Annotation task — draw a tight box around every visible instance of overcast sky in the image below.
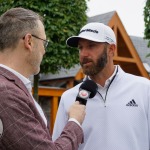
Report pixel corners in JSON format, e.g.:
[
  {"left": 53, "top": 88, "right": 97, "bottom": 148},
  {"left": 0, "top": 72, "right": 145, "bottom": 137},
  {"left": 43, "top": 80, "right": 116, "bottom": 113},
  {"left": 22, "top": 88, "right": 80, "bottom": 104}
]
[{"left": 86, "top": 0, "right": 146, "bottom": 37}]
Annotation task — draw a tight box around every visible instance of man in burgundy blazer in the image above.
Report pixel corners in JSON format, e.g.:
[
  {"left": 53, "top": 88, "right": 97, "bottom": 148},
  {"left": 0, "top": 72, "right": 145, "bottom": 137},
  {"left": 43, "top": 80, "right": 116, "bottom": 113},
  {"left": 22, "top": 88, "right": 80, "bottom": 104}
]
[{"left": 0, "top": 8, "right": 86, "bottom": 150}]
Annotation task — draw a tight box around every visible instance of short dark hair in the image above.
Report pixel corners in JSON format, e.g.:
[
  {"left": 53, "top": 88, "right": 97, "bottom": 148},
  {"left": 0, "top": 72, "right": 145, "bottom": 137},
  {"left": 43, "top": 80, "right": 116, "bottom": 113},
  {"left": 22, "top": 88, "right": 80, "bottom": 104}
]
[{"left": 0, "top": 7, "right": 43, "bottom": 51}]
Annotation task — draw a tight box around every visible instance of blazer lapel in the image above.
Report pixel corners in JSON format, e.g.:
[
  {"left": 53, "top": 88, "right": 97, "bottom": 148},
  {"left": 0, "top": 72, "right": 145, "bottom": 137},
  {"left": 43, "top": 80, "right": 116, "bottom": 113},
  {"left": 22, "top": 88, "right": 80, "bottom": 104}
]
[{"left": 0, "top": 66, "right": 31, "bottom": 98}]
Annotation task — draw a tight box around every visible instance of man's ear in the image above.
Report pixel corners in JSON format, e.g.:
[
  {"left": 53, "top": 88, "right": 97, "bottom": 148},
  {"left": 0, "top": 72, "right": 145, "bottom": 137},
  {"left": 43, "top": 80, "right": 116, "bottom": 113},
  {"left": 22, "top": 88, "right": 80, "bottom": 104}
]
[
  {"left": 23, "top": 34, "right": 32, "bottom": 50},
  {"left": 108, "top": 44, "right": 116, "bottom": 57}
]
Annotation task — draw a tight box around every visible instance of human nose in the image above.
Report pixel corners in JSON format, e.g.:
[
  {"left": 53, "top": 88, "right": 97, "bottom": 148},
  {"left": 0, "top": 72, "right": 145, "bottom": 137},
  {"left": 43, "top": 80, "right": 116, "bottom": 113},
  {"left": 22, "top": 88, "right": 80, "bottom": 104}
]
[{"left": 79, "top": 48, "right": 89, "bottom": 57}]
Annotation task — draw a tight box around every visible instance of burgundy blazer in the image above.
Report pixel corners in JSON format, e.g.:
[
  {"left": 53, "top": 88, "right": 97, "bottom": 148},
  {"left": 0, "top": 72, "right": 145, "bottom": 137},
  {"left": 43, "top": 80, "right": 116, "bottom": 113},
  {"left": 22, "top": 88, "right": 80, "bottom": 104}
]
[{"left": 0, "top": 67, "right": 83, "bottom": 150}]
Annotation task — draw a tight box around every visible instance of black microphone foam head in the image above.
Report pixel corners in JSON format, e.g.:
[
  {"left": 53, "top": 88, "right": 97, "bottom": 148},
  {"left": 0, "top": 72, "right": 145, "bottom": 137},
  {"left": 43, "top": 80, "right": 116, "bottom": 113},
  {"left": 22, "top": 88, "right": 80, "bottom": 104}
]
[{"left": 80, "top": 80, "right": 98, "bottom": 98}]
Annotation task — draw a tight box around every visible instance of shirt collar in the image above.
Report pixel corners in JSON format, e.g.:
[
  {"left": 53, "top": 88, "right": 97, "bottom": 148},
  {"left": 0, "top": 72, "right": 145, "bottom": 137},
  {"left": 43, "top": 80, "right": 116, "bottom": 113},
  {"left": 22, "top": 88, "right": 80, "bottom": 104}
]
[
  {"left": 105, "top": 65, "right": 118, "bottom": 86},
  {"left": 85, "top": 65, "right": 118, "bottom": 88}
]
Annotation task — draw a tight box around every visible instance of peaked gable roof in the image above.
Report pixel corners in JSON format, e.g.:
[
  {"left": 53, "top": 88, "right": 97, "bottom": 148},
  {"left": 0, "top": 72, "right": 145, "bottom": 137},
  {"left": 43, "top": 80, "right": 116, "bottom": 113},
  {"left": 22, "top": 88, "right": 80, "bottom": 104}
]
[
  {"left": 40, "top": 64, "right": 81, "bottom": 81},
  {"left": 88, "top": 11, "right": 115, "bottom": 25},
  {"left": 130, "top": 36, "right": 150, "bottom": 65}
]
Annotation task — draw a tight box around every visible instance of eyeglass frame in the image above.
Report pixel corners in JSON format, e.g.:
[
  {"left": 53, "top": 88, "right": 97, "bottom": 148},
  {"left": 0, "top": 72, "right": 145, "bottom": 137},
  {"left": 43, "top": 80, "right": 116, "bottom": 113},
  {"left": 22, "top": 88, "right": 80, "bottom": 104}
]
[{"left": 31, "top": 34, "right": 49, "bottom": 49}]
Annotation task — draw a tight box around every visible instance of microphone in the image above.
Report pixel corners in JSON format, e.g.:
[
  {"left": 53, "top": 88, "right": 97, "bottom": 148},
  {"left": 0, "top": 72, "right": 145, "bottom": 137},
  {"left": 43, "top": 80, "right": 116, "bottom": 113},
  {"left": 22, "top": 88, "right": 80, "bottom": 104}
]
[{"left": 76, "top": 80, "right": 98, "bottom": 105}]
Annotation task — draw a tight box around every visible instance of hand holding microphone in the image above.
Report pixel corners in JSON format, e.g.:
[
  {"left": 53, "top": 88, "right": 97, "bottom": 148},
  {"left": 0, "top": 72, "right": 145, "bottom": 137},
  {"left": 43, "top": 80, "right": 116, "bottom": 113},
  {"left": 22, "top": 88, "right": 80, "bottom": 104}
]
[{"left": 68, "top": 101, "right": 86, "bottom": 125}]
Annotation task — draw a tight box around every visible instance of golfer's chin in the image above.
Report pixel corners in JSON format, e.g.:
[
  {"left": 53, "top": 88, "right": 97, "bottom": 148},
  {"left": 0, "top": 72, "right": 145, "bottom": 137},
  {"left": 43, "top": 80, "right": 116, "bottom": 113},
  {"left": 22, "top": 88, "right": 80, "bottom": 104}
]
[{"left": 82, "top": 65, "right": 93, "bottom": 74}]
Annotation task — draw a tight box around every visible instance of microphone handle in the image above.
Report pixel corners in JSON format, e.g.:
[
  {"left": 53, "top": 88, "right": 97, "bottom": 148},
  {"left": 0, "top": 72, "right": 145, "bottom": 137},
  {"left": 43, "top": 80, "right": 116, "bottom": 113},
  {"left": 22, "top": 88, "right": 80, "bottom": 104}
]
[{"left": 76, "top": 97, "right": 87, "bottom": 105}]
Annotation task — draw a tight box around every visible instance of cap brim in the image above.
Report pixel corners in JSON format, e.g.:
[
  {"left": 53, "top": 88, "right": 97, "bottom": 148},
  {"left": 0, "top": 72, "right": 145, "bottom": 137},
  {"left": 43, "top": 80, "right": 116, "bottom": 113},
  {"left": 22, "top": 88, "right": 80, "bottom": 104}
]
[
  {"left": 66, "top": 35, "right": 105, "bottom": 48},
  {"left": 66, "top": 36, "right": 80, "bottom": 48}
]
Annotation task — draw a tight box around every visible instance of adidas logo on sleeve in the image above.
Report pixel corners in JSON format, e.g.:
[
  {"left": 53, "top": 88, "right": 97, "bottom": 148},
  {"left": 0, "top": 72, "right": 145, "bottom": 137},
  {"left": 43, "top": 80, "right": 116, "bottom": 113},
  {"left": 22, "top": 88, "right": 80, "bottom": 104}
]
[{"left": 126, "top": 99, "right": 138, "bottom": 107}]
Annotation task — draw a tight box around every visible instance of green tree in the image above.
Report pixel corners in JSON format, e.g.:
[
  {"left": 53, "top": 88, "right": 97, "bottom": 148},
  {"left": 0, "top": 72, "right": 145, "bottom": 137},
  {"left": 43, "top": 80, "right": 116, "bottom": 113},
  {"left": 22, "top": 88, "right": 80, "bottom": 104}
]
[
  {"left": 0, "top": 0, "right": 87, "bottom": 101},
  {"left": 144, "top": 0, "right": 150, "bottom": 47}
]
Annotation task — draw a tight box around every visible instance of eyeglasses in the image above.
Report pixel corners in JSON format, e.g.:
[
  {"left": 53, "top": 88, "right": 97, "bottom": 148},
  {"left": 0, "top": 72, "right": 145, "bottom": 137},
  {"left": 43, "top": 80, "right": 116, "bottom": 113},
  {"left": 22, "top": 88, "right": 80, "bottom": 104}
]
[{"left": 31, "top": 34, "right": 49, "bottom": 49}]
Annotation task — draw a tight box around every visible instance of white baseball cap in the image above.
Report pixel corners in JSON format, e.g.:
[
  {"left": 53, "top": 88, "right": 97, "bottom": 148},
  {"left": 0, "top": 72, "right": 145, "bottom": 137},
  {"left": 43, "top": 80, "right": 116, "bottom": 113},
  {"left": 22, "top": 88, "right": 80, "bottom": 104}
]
[{"left": 66, "top": 22, "right": 116, "bottom": 47}]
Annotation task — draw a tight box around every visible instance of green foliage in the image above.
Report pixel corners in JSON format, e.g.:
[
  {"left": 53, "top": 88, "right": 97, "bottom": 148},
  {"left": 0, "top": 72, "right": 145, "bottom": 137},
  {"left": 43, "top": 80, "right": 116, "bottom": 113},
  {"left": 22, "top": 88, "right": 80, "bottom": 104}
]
[
  {"left": 0, "top": 0, "right": 88, "bottom": 74},
  {"left": 0, "top": 0, "right": 87, "bottom": 101},
  {"left": 144, "top": 0, "right": 150, "bottom": 47}
]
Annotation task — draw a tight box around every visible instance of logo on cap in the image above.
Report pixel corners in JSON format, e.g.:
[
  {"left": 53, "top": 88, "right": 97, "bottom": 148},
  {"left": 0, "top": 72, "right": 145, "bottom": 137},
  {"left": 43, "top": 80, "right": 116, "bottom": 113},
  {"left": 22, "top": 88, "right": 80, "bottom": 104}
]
[
  {"left": 105, "top": 36, "right": 114, "bottom": 43},
  {"left": 78, "top": 89, "right": 89, "bottom": 99},
  {"left": 80, "top": 29, "right": 98, "bottom": 34}
]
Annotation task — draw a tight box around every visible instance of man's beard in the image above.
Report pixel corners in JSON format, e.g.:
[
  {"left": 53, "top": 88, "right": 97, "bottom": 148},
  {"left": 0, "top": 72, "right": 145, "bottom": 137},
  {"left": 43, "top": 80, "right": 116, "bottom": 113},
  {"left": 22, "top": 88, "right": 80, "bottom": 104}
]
[{"left": 80, "top": 46, "right": 108, "bottom": 76}]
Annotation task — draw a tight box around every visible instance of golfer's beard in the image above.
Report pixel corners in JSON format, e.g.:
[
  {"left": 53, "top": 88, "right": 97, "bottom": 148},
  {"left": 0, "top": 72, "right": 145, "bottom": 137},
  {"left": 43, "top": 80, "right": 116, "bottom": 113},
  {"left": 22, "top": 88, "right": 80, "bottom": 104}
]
[{"left": 80, "top": 50, "right": 107, "bottom": 76}]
